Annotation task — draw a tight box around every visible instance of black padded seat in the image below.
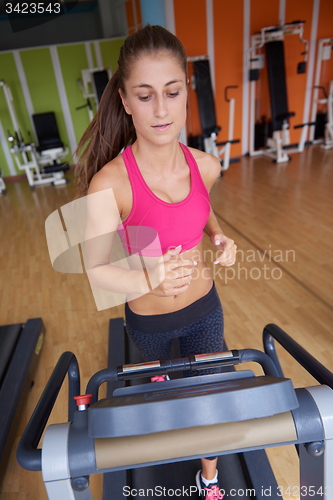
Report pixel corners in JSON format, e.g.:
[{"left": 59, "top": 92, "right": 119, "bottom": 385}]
[{"left": 32, "top": 112, "right": 64, "bottom": 152}]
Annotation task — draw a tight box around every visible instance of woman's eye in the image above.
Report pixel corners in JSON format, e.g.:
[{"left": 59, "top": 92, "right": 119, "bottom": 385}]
[
  {"left": 139, "top": 96, "right": 150, "bottom": 101},
  {"left": 168, "top": 92, "right": 179, "bottom": 98}
]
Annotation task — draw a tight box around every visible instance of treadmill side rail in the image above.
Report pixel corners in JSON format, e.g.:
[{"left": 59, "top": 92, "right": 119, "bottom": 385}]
[{"left": 302, "top": 386, "right": 333, "bottom": 500}]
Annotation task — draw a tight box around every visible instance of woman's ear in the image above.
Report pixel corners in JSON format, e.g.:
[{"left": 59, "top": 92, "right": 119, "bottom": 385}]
[{"left": 118, "top": 89, "right": 132, "bottom": 115}]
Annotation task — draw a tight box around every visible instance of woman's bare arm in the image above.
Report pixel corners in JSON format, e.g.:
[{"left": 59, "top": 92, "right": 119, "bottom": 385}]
[
  {"left": 84, "top": 162, "right": 196, "bottom": 298},
  {"left": 84, "top": 166, "right": 149, "bottom": 296}
]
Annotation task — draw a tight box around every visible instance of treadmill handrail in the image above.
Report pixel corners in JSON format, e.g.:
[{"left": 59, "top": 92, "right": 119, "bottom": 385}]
[
  {"left": 263, "top": 323, "right": 333, "bottom": 388},
  {"left": 86, "top": 348, "right": 279, "bottom": 403},
  {"left": 16, "top": 351, "right": 80, "bottom": 471}
]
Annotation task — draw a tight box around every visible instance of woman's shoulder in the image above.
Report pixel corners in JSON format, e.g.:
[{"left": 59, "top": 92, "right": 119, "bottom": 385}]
[
  {"left": 88, "top": 153, "right": 129, "bottom": 194},
  {"left": 185, "top": 146, "right": 221, "bottom": 189},
  {"left": 88, "top": 153, "right": 132, "bottom": 219}
]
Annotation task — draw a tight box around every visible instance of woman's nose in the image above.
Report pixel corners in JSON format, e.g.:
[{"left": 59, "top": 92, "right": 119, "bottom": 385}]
[{"left": 154, "top": 95, "right": 168, "bottom": 117}]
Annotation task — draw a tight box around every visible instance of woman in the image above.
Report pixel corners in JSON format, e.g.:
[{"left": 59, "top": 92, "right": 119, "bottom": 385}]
[{"left": 75, "top": 24, "right": 237, "bottom": 499}]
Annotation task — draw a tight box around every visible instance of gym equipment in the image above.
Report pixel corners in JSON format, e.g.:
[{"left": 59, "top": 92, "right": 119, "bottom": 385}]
[
  {"left": 32, "top": 112, "right": 69, "bottom": 167},
  {"left": 17, "top": 320, "right": 333, "bottom": 500},
  {"left": 0, "top": 318, "right": 45, "bottom": 486},
  {"left": 0, "top": 170, "right": 6, "bottom": 194},
  {"left": 0, "top": 80, "right": 68, "bottom": 188},
  {"left": 9, "top": 142, "right": 68, "bottom": 188},
  {"left": 309, "top": 38, "right": 333, "bottom": 148},
  {"left": 187, "top": 56, "right": 240, "bottom": 172},
  {"left": 322, "top": 81, "right": 333, "bottom": 148},
  {"left": 248, "top": 22, "right": 315, "bottom": 163},
  {"left": 76, "top": 68, "right": 112, "bottom": 122}
]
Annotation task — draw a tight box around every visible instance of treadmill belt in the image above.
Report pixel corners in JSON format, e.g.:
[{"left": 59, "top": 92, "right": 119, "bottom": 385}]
[
  {"left": 131, "top": 455, "right": 252, "bottom": 499},
  {"left": 0, "top": 324, "right": 22, "bottom": 385},
  {"left": 131, "top": 460, "right": 202, "bottom": 498}
]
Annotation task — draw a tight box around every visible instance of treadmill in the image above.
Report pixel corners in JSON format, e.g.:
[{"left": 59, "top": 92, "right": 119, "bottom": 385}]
[
  {"left": 103, "top": 318, "right": 280, "bottom": 500},
  {"left": 0, "top": 318, "right": 45, "bottom": 486},
  {"left": 16, "top": 321, "right": 333, "bottom": 500}
]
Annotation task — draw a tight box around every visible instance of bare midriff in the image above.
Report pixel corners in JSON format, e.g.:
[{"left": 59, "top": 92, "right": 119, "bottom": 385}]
[{"left": 127, "top": 239, "right": 213, "bottom": 315}]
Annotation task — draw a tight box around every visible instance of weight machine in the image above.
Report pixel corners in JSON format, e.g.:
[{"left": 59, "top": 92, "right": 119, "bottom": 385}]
[
  {"left": 32, "top": 111, "right": 69, "bottom": 167},
  {"left": 0, "top": 80, "right": 68, "bottom": 188},
  {"left": 248, "top": 21, "right": 314, "bottom": 163},
  {"left": 309, "top": 38, "right": 333, "bottom": 148},
  {"left": 187, "top": 56, "right": 240, "bottom": 172},
  {"left": 76, "top": 67, "right": 112, "bottom": 122}
]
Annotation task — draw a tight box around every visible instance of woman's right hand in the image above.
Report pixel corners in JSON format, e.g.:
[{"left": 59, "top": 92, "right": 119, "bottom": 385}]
[{"left": 149, "top": 245, "right": 198, "bottom": 297}]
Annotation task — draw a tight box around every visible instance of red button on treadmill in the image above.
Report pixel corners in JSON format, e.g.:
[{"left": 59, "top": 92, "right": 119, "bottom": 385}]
[{"left": 74, "top": 394, "right": 92, "bottom": 406}]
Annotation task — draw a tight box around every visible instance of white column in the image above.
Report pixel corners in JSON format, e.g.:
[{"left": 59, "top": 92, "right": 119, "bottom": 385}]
[
  {"left": 49, "top": 46, "right": 77, "bottom": 156},
  {"left": 302, "top": 0, "right": 320, "bottom": 127},
  {"left": 242, "top": 0, "right": 251, "bottom": 155},
  {"left": 0, "top": 119, "right": 17, "bottom": 175},
  {"left": 206, "top": 0, "right": 215, "bottom": 91},
  {"left": 279, "top": 0, "right": 286, "bottom": 26},
  {"left": 164, "top": 0, "right": 175, "bottom": 34}
]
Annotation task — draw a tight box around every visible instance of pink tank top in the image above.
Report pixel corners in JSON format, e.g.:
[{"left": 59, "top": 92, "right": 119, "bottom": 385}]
[{"left": 118, "top": 143, "right": 210, "bottom": 256}]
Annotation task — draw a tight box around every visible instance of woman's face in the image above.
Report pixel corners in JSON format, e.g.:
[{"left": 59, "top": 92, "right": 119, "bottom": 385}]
[{"left": 119, "top": 51, "right": 187, "bottom": 147}]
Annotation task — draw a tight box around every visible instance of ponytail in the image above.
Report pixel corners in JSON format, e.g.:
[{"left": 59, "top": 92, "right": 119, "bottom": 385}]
[{"left": 74, "top": 69, "right": 136, "bottom": 197}]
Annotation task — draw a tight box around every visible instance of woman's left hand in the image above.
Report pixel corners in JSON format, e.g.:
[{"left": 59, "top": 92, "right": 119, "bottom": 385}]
[{"left": 211, "top": 233, "right": 237, "bottom": 266}]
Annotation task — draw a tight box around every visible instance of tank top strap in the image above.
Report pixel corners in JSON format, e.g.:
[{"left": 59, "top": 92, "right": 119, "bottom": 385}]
[
  {"left": 179, "top": 143, "right": 209, "bottom": 192},
  {"left": 121, "top": 145, "right": 147, "bottom": 214},
  {"left": 121, "top": 145, "right": 140, "bottom": 184}
]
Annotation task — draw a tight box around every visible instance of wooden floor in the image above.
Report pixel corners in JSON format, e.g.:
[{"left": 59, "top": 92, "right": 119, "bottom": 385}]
[{"left": 0, "top": 145, "right": 333, "bottom": 499}]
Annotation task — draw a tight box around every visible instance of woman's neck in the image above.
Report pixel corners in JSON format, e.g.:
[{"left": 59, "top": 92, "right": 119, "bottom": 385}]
[{"left": 131, "top": 138, "right": 184, "bottom": 174}]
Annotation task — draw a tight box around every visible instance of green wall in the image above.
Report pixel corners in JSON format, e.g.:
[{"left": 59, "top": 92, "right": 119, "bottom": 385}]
[
  {"left": 0, "top": 36, "right": 125, "bottom": 177},
  {"left": 100, "top": 38, "right": 124, "bottom": 71}
]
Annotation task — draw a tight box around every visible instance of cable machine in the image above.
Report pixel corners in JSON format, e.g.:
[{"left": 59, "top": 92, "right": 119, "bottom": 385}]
[
  {"left": 309, "top": 37, "right": 333, "bottom": 148},
  {"left": 248, "top": 21, "right": 313, "bottom": 163},
  {"left": 76, "top": 67, "right": 112, "bottom": 122}
]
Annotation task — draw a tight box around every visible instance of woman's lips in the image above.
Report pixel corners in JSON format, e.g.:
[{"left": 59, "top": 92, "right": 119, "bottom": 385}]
[{"left": 151, "top": 123, "right": 172, "bottom": 131}]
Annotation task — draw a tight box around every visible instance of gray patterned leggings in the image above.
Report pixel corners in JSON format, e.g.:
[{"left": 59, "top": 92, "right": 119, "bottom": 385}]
[
  {"left": 125, "top": 283, "right": 224, "bottom": 377},
  {"left": 125, "top": 283, "right": 223, "bottom": 460}
]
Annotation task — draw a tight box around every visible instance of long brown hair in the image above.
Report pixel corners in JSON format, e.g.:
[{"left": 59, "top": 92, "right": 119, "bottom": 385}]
[{"left": 74, "top": 25, "right": 188, "bottom": 197}]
